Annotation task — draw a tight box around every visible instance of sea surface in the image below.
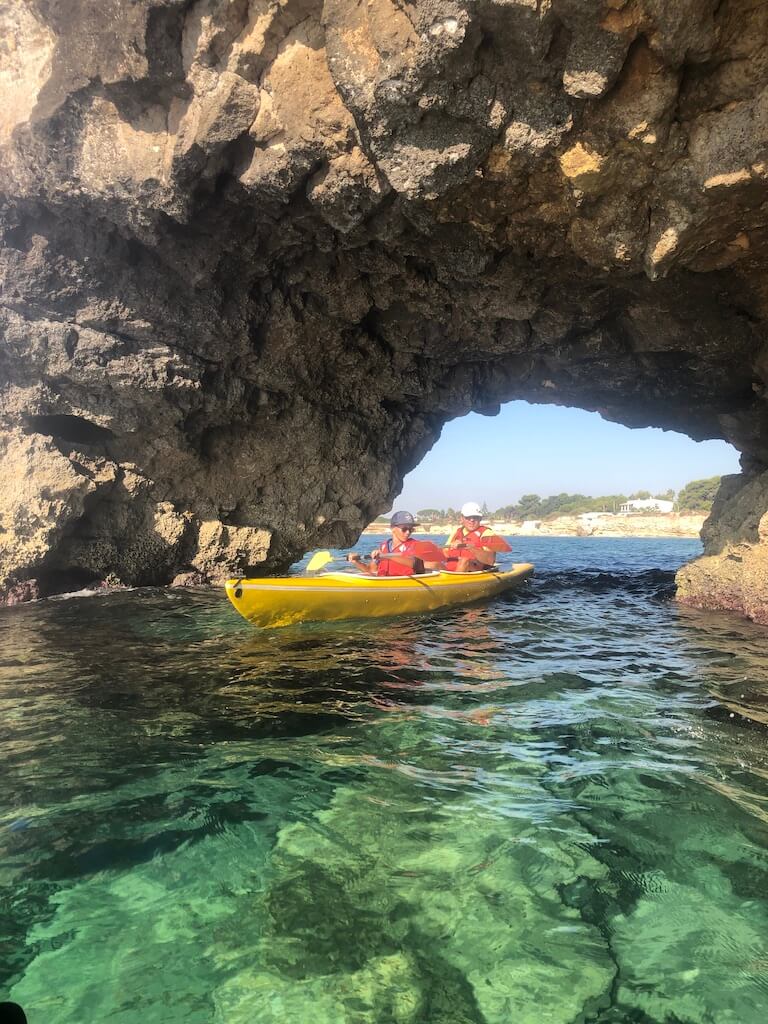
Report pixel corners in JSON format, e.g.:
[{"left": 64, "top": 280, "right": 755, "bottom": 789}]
[{"left": 2, "top": 537, "right": 768, "bottom": 1024}]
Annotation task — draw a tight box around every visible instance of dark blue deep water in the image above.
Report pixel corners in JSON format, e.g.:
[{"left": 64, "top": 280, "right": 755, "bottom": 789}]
[{"left": 2, "top": 537, "right": 768, "bottom": 1023}]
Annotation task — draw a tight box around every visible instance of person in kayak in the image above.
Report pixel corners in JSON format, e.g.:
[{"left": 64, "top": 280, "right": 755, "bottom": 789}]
[
  {"left": 444, "top": 502, "right": 511, "bottom": 572},
  {"left": 347, "top": 511, "right": 444, "bottom": 576}
]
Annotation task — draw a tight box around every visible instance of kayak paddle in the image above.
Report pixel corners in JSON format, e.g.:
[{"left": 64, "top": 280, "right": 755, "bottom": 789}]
[
  {"left": 306, "top": 550, "right": 335, "bottom": 572},
  {"left": 306, "top": 539, "right": 445, "bottom": 573},
  {"left": 409, "top": 539, "right": 448, "bottom": 562}
]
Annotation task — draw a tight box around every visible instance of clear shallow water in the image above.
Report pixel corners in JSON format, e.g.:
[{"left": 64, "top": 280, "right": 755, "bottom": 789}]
[{"left": 2, "top": 538, "right": 768, "bottom": 1023}]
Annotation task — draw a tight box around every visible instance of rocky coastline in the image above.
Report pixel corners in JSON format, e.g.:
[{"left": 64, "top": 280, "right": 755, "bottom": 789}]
[
  {"left": 676, "top": 469, "right": 768, "bottom": 625},
  {"left": 365, "top": 514, "right": 706, "bottom": 539}
]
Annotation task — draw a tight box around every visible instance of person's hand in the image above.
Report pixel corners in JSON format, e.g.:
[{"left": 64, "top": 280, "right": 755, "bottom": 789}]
[
  {"left": 370, "top": 548, "right": 381, "bottom": 561},
  {"left": 347, "top": 552, "right": 361, "bottom": 563}
]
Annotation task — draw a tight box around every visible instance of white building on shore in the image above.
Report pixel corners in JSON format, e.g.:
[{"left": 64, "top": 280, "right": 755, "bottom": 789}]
[{"left": 618, "top": 498, "right": 674, "bottom": 514}]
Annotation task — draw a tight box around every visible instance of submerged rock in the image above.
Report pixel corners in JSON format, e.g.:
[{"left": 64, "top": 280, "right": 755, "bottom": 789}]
[
  {"left": 259, "top": 774, "right": 615, "bottom": 1022},
  {"left": 214, "top": 954, "right": 424, "bottom": 1024},
  {"left": 1, "top": 0, "right": 768, "bottom": 611}
]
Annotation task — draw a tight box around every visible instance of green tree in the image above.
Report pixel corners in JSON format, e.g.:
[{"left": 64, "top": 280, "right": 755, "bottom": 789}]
[
  {"left": 677, "top": 476, "right": 722, "bottom": 513},
  {"left": 515, "top": 494, "right": 543, "bottom": 519},
  {"left": 491, "top": 490, "right": 702, "bottom": 520},
  {"left": 416, "top": 508, "right": 442, "bottom": 522}
]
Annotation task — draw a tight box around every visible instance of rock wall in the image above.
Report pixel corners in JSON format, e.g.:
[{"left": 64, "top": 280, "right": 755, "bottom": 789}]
[
  {"left": 677, "top": 471, "right": 768, "bottom": 624},
  {"left": 1, "top": 0, "right": 768, "bottom": 606}
]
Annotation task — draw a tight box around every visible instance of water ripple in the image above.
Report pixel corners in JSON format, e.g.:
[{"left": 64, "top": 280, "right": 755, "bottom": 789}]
[{"left": 2, "top": 539, "right": 768, "bottom": 1022}]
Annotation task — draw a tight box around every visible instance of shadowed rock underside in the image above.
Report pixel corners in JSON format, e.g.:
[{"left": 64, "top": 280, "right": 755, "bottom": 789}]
[{"left": 1, "top": 0, "right": 768, "bottom": 616}]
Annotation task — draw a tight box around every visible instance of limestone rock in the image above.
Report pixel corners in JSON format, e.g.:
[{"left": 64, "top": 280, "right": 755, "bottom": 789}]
[
  {"left": 676, "top": 470, "right": 768, "bottom": 624},
  {"left": 0, "top": 429, "right": 118, "bottom": 596},
  {"left": 260, "top": 776, "right": 614, "bottom": 1022},
  {"left": 1, "top": 0, "right": 768, "bottom": 607},
  {"left": 170, "top": 570, "right": 207, "bottom": 587},
  {"left": 190, "top": 519, "right": 272, "bottom": 582}
]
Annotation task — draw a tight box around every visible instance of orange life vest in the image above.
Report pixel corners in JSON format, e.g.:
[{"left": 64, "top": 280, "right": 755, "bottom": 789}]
[
  {"left": 445, "top": 525, "right": 508, "bottom": 568},
  {"left": 377, "top": 538, "right": 423, "bottom": 577}
]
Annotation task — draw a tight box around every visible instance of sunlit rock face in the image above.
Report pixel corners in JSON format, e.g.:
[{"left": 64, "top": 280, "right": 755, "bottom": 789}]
[
  {"left": 676, "top": 470, "right": 768, "bottom": 625},
  {"left": 1, "top": 0, "right": 768, "bottom": 607}
]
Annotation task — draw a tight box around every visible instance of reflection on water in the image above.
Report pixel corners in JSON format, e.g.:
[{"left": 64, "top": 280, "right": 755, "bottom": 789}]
[{"left": 2, "top": 539, "right": 768, "bottom": 1023}]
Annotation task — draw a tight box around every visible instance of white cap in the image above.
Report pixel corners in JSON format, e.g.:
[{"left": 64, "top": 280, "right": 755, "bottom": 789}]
[{"left": 461, "top": 501, "right": 483, "bottom": 518}]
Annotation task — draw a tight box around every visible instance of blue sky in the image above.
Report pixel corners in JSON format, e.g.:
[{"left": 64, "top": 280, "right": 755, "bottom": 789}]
[{"left": 395, "top": 401, "right": 740, "bottom": 511}]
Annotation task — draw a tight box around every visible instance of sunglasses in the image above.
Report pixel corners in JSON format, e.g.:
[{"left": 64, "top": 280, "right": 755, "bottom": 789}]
[{"left": 395, "top": 525, "right": 415, "bottom": 533}]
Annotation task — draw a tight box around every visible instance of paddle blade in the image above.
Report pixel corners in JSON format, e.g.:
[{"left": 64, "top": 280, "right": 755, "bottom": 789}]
[
  {"left": 482, "top": 534, "right": 512, "bottom": 552},
  {"left": 306, "top": 550, "right": 333, "bottom": 572},
  {"left": 411, "top": 540, "right": 446, "bottom": 562}
]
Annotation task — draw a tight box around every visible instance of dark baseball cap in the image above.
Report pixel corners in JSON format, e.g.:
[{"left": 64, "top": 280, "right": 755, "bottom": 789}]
[{"left": 390, "top": 510, "right": 419, "bottom": 528}]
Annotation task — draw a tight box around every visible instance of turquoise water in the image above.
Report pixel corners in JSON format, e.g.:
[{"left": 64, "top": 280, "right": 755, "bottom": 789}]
[{"left": 2, "top": 537, "right": 768, "bottom": 1023}]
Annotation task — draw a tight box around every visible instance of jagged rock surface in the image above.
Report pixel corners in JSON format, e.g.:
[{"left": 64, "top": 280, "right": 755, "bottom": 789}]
[
  {"left": 1, "top": 0, "right": 768, "bottom": 606},
  {"left": 676, "top": 470, "right": 768, "bottom": 624}
]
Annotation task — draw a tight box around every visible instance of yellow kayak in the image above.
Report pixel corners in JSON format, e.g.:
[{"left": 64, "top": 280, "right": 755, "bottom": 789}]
[{"left": 225, "top": 564, "right": 534, "bottom": 628}]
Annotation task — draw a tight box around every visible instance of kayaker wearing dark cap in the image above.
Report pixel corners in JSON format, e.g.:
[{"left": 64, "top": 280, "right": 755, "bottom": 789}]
[
  {"left": 444, "top": 502, "right": 511, "bottom": 572},
  {"left": 348, "top": 511, "right": 444, "bottom": 576}
]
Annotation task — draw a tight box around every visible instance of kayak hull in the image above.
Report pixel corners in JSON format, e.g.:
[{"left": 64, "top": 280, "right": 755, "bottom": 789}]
[{"left": 225, "top": 564, "right": 534, "bottom": 628}]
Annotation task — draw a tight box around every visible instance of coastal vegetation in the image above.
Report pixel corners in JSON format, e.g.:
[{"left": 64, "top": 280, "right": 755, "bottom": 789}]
[
  {"left": 676, "top": 476, "right": 723, "bottom": 514},
  {"left": 370, "top": 477, "right": 723, "bottom": 526}
]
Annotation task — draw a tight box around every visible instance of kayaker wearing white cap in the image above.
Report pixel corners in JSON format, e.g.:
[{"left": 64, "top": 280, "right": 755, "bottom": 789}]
[
  {"left": 348, "top": 511, "right": 444, "bottom": 576},
  {"left": 444, "top": 502, "right": 511, "bottom": 572}
]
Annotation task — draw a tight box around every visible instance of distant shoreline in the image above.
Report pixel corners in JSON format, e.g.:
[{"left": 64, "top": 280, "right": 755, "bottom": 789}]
[{"left": 363, "top": 513, "right": 707, "bottom": 539}]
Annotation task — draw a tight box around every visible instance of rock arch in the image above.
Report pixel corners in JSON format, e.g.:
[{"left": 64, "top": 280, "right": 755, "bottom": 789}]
[{"left": 1, "top": 0, "right": 767, "bottom": 616}]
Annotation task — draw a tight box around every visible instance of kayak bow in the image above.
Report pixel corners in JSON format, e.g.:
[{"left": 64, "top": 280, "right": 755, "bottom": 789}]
[{"left": 225, "top": 564, "right": 534, "bottom": 628}]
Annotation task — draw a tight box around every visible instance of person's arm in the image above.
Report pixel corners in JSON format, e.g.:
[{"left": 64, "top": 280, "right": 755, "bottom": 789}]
[
  {"left": 461, "top": 545, "right": 497, "bottom": 566},
  {"left": 346, "top": 552, "right": 377, "bottom": 574},
  {"left": 442, "top": 527, "right": 461, "bottom": 555},
  {"left": 375, "top": 551, "right": 419, "bottom": 570},
  {"left": 348, "top": 550, "right": 420, "bottom": 572},
  {"left": 469, "top": 530, "right": 512, "bottom": 565}
]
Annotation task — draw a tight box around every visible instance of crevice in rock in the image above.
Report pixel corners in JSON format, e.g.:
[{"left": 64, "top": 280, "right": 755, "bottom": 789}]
[
  {"left": 35, "top": 567, "right": 104, "bottom": 597},
  {"left": 544, "top": 18, "right": 572, "bottom": 69},
  {"left": 63, "top": 328, "right": 78, "bottom": 359},
  {"left": 145, "top": 1, "right": 191, "bottom": 90},
  {"left": 24, "top": 414, "right": 115, "bottom": 447}
]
